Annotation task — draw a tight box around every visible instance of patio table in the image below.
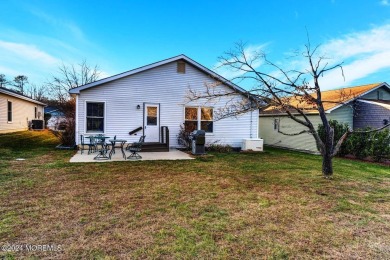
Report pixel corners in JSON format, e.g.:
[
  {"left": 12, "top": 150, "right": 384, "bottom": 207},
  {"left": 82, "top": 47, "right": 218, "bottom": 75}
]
[
  {"left": 89, "top": 136, "right": 111, "bottom": 160},
  {"left": 108, "top": 139, "right": 127, "bottom": 160}
]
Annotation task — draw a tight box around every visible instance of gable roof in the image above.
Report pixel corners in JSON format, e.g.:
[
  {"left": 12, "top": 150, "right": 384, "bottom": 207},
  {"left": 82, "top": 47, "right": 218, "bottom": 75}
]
[
  {"left": 260, "top": 82, "right": 390, "bottom": 115},
  {"left": 0, "top": 87, "right": 46, "bottom": 106},
  {"left": 68, "top": 54, "right": 249, "bottom": 96}
]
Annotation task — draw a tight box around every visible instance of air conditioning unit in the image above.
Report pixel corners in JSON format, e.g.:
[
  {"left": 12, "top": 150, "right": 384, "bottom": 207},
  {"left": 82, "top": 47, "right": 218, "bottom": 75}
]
[
  {"left": 242, "top": 138, "right": 263, "bottom": 151},
  {"left": 31, "top": 120, "right": 44, "bottom": 130}
]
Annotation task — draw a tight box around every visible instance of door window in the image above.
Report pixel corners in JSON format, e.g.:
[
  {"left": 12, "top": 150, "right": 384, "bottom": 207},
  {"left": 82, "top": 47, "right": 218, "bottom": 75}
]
[{"left": 147, "top": 107, "right": 158, "bottom": 125}]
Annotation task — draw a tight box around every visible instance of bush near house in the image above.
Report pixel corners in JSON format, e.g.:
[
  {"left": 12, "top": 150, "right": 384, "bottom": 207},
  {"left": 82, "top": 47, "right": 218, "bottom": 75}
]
[{"left": 318, "top": 120, "right": 390, "bottom": 162}]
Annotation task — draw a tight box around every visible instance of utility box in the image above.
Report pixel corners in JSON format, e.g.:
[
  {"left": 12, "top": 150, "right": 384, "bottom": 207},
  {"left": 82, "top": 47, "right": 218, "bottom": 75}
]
[
  {"left": 190, "top": 130, "right": 206, "bottom": 155},
  {"left": 31, "top": 120, "right": 44, "bottom": 130},
  {"left": 242, "top": 138, "right": 263, "bottom": 152}
]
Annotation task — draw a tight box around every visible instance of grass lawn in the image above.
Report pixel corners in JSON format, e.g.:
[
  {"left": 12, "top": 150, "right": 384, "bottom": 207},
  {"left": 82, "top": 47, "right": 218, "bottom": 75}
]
[{"left": 0, "top": 131, "right": 389, "bottom": 259}]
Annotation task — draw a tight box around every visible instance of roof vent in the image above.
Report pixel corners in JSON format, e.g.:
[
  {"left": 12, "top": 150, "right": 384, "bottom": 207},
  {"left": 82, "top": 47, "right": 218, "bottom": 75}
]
[{"left": 177, "top": 61, "right": 186, "bottom": 74}]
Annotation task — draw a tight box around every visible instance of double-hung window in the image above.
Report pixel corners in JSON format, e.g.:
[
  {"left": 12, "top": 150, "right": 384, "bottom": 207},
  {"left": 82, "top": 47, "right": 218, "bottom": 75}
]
[
  {"left": 86, "top": 102, "right": 104, "bottom": 133},
  {"left": 184, "top": 107, "right": 213, "bottom": 133},
  {"left": 7, "top": 101, "right": 12, "bottom": 122}
]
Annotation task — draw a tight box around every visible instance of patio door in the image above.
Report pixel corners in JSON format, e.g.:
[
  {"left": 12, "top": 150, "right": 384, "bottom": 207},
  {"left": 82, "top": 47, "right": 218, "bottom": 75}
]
[{"left": 144, "top": 103, "right": 159, "bottom": 142}]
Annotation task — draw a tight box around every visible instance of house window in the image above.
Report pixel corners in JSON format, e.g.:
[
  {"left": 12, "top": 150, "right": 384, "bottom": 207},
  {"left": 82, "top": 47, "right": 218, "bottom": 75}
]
[
  {"left": 86, "top": 102, "right": 104, "bottom": 132},
  {"left": 177, "top": 61, "right": 186, "bottom": 73},
  {"left": 273, "top": 118, "right": 279, "bottom": 131},
  {"left": 34, "top": 107, "right": 37, "bottom": 119},
  {"left": 184, "top": 107, "right": 213, "bottom": 133},
  {"left": 7, "top": 101, "right": 12, "bottom": 122}
]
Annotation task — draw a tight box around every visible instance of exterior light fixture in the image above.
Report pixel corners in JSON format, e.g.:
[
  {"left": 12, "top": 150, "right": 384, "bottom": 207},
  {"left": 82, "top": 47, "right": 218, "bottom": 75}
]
[{"left": 137, "top": 105, "right": 141, "bottom": 110}]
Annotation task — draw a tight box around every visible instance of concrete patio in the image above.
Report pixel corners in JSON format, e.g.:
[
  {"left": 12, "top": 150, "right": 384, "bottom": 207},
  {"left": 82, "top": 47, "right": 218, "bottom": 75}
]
[{"left": 69, "top": 148, "right": 194, "bottom": 163}]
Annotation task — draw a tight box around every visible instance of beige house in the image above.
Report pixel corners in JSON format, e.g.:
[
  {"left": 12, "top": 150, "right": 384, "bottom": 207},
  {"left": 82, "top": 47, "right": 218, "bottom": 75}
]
[
  {"left": 0, "top": 87, "right": 46, "bottom": 133},
  {"left": 259, "top": 83, "right": 390, "bottom": 153}
]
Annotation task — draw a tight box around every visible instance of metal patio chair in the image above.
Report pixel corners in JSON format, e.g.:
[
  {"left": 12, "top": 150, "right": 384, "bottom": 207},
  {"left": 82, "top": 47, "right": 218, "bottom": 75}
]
[
  {"left": 80, "top": 135, "right": 97, "bottom": 154},
  {"left": 126, "top": 135, "right": 145, "bottom": 159}
]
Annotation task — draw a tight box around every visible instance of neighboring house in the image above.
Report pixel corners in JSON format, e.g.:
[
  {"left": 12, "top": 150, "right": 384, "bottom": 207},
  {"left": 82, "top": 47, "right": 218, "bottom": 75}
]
[
  {"left": 69, "top": 55, "right": 259, "bottom": 148},
  {"left": 0, "top": 87, "right": 46, "bottom": 133},
  {"left": 44, "top": 106, "right": 66, "bottom": 130},
  {"left": 258, "top": 83, "right": 390, "bottom": 153}
]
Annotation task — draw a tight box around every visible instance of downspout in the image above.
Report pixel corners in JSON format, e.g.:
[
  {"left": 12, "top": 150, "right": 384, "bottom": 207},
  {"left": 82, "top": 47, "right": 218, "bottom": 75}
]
[
  {"left": 249, "top": 94, "right": 253, "bottom": 138},
  {"left": 75, "top": 94, "right": 79, "bottom": 145}
]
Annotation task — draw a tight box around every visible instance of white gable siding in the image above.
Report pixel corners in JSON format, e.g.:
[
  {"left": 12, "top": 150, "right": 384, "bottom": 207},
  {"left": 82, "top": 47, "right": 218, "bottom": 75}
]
[
  {"left": 0, "top": 93, "right": 44, "bottom": 133},
  {"left": 76, "top": 61, "right": 258, "bottom": 147}
]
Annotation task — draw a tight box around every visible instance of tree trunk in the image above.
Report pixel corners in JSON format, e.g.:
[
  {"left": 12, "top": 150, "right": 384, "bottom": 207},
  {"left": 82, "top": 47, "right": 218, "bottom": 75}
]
[
  {"left": 322, "top": 125, "right": 334, "bottom": 178},
  {"left": 322, "top": 153, "right": 333, "bottom": 177}
]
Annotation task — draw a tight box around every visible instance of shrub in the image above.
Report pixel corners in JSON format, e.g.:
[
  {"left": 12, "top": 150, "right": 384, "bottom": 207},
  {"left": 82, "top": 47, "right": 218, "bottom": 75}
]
[
  {"left": 177, "top": 124, "right": 191, "bottom": 149},
  {"left": 51, "top": 99, "right": 76, "bottom": 147},
  {"left": 206, "top": 143, "right": 233, "bottom": 153},
  {"left": 317, "top": 120, "right": 349, "bottom": 156},
  {"left": 345, "top": 127, "right": 372, "bottom": 159},
  {"left": 52, "top": 117, "right": 75, "bottom": 147},
  {"left": 370, "top": 128, "right": 390, "bottom": 162}
]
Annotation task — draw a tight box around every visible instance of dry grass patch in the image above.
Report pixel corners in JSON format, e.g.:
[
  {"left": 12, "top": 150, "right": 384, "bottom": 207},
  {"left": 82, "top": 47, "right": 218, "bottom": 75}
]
[{"left": 0, "top": 131, "right": 389, "bottom": 259}]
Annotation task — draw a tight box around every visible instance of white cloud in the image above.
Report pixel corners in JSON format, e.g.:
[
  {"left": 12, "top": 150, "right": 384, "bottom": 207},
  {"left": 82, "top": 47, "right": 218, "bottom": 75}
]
[
  {"left": 314, "top": 24, "right": 390, "bottom": 89},
  {"left": 0, "top": 40, "right": 60, "bottom": 84},
  {"left": 380, "top": 0, "right": 390, "bottom": 6},
  {"left": 0, "top": 40, "right": 59, "bottom": 65}
]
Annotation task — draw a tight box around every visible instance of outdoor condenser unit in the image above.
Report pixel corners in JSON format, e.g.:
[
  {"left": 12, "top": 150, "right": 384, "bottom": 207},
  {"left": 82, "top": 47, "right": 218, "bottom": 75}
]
[{"left": 31, "top": 120, "right": 44, "bottom": 130}]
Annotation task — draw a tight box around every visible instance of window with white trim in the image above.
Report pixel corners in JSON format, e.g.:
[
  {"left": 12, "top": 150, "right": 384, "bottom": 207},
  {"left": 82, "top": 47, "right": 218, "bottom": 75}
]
[
  {"left": 34, "top": 107, "right": 37, "bottom": 119},
  {"left": 184, "top": 107, "right": 213, "bottom": 133},
  {"left": 86, "top": 102, "right": 104, "bottom": 132},
  {"left": 7, "top": 101, "right": 12, "bottom": 122}
]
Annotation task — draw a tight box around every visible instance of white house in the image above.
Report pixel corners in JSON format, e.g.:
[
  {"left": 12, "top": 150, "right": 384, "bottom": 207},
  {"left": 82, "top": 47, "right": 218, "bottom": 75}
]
[
  {"left": 69, "top": 55, "right": 259, "bottom": 149},
  {"left": 0, "top": 87, "right": 46, "bottom": 133}
]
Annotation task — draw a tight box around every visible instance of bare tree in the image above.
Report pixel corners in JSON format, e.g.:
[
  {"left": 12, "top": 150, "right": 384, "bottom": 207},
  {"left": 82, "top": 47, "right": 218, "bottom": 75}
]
[
  {"left": 12, "top": 75, "right": 28, "bottom": 95},
  {"left": 187, "top": 42, "right": 389, "bottom": 178},
  {"left": 0, "top": 74, "right": 8, "bottom": 88},
  {"left": 46, "top": 60, "right": 100, "bottom": 104},
  {"left": 27, "top": 83, "right": 47, "bottom": 102}
]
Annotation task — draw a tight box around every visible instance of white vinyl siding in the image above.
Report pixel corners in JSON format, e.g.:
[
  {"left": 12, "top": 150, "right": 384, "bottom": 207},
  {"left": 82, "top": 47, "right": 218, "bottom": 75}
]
[
  {"left": 0, "top": 93, "right": 44, "bottom": 133},
  {"left": 76, "top": 61, "right": 258, "bottom": 147}
]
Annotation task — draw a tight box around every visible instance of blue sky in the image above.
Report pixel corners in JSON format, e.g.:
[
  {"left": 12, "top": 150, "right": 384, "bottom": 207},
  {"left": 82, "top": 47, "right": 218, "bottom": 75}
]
[{"left": 1, "top": 0, "right": 390, "bottom": 90}]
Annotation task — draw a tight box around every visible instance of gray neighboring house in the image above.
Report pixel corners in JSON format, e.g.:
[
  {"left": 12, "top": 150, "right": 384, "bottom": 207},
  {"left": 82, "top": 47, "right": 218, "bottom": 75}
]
[
  {"left": 354, "top": 99, "right": 390, "bottom": 129},
  {"left": 259, "top": 82, "right": 390, "bottom": 153}
]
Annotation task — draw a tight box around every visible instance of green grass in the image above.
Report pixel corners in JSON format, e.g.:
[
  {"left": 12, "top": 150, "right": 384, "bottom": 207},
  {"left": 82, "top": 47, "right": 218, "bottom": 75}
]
[{"left": 0, "top": 131, "right": 389, "bottom": 259}]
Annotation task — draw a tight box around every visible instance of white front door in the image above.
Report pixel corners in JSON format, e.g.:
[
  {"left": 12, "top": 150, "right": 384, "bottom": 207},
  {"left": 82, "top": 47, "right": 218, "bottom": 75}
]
[{"left": 144, "top": 104, "right": 159, "bottom": 142}]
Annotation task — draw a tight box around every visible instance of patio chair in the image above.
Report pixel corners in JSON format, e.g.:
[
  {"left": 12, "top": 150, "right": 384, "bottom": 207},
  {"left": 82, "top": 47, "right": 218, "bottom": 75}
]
[
  {"left": 126, "top": 135, "right": 145, "bottom": 159},
  {"left": 80, "top": 135, "right": 97, "bottom": 154}
]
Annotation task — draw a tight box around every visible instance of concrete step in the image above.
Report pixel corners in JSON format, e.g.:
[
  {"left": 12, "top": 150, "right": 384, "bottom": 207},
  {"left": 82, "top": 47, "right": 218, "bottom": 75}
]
[{"left": 142, "top": 143, "right": 169, "bottom": 152}]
